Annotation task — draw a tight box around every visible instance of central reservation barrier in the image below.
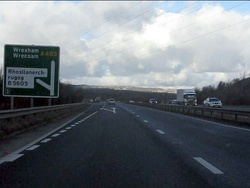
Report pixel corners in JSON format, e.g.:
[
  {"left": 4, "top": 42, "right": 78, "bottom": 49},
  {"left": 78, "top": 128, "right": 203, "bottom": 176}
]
[{"left": 130, "top": 103, "right": 250, "bottom": 126}]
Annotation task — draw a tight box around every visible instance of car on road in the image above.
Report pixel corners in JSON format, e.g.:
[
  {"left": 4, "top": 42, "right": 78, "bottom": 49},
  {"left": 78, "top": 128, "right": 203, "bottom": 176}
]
[
  {"left": 203, "top": 97, "right": 222, "bottom": 108},
  {"left": 107, "top": 98, "right": 115, "bottom": 105},
  {"left": 168, "top": 99, "right": 178, "bottom": 104},
  {"left": 149, "top": 98, "right": 157, "bottom": 104}
]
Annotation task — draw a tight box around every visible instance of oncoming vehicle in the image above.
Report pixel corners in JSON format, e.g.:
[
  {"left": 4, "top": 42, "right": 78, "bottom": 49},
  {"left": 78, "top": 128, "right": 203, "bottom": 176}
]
[
  {"left": 203, "top": 97, "right": 222, "bottom": 108},
  {"left": 107, "top": 98, "right": 115, "bottom": 105},
  {"left": 149, "top": 98, "right": 157, "bottom": 104}
]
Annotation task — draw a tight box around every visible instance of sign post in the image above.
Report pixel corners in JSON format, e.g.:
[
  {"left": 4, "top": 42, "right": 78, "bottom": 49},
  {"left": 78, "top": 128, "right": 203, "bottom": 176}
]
[{"left": 3, "top": 44, "right": 60, "bottom": 98}]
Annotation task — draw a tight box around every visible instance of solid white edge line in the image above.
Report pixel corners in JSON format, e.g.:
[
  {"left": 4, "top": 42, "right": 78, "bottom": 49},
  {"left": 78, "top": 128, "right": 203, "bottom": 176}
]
[
  {"left": 180, "top": 113, "right": 250, "bottom": 132},
  {"left": 0, "top": 107, "right": 96, "bottom": 163},
  {"left": 0, "top": 154, "right": 24, "bottom": 163},
  {"left": 193, "top": 157, "right": 224, "bottom": 174},
  {"left": 141, "top": 104, "right": 250, "bottom": 132},
  {"left": 85, "top": 111, "right": 98, "bottom": 119}
]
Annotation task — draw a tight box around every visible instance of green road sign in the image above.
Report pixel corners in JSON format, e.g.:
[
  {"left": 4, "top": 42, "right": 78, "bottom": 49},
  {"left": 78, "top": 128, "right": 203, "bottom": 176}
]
[{"left": 3, "top": 44, "right": 60, "bottom": 98}]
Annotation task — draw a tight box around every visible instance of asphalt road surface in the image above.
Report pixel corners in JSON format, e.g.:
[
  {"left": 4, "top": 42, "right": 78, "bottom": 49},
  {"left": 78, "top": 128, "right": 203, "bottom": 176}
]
[{"left": 0, "top": 102, "right": 249, "bottom": 188}]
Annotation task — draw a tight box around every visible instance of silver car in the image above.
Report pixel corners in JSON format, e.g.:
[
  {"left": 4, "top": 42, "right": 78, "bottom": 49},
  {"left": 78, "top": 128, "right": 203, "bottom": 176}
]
[
  {"left": 107, "top": 98, "right": 115, "bottom": 105},
  {"left": 149, "top": 98, "right": 157, "bottom": 104},
  {"left": 203, "top": 97, "right": 222, "bottom": 108}
]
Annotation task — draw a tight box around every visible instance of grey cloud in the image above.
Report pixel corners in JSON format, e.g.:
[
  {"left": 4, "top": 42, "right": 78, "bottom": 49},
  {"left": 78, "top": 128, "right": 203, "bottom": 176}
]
[{"left": 0, "top": 1, "right": 249, "bottom": 89}]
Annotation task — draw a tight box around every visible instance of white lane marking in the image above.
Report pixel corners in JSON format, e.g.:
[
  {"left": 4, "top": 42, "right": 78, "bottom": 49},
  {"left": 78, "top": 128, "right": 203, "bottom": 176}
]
[
  {"left": 137, "top": 115, "right": 140, "bottom": 117},
  {"left": 156, "top": 130, "right": 165, "bottom": 134},
  {"left": 0, "top": 154, "right": 24, "bottom": 164},
  {"left": 194, "top": 157, "right": 224, "bottom": 174},
  {"left": 66, "top": 127, "right": 71, "bottom": 130},
  {"left": 186, "top": 115, "right": 250, "bottom": 132},
  {"left": 85, "top": 111, "right": 98, "bottom": 119},
  {"left": 71, "top": 124, "right": 76, "bottom": 127},
  {"left": 26, "top": 145, "right": 40, "bottom": 151},
  {"left": 41, "top": 138, "right": 51, "bottom": 143},
  {"left": 60, "top": 130, "right": 66, "bottom": 133},
  {"left": 51, "top": 134, "right": 60, "bottom": 137},
  {"left": 75, "top": 122, "right": 79, "bottom": 125},
  {"left": 144, "top": 120, "right": 148, "bottom": 123},
  {"left": 100, "top": 108, "right": 116, "bottom": 114},
  {"left": 0, "top": 108, "right": 95, "bottom": 164}
]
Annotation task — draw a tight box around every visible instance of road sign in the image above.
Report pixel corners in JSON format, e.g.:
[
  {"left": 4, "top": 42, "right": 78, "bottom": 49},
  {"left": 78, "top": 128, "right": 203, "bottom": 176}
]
[{"left": 3, "top": 44, "right": 60, "bottom": 98}]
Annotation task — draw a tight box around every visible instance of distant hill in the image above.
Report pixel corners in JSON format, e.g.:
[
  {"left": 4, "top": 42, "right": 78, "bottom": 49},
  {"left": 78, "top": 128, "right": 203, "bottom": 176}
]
[{"left": 74, "top": 84, "right": 176, "bottom": 94}]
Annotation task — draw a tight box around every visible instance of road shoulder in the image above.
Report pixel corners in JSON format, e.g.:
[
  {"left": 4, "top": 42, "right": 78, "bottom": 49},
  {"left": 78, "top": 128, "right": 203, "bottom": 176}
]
[{"left": 0, "top": 112, "right": 81, "bottom": 159}]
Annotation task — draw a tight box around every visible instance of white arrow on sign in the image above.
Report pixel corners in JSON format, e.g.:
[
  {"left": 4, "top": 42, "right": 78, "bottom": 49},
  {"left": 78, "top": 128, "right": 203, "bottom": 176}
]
[{"left": 36, "top": 60, "right": 55, "bottom": 96}]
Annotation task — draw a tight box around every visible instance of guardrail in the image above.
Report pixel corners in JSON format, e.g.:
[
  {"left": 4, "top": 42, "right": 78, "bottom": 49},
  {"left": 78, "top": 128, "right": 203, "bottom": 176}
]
[
  {"left": 0, "top": 103, "right": 90, "bottom": 140},
  {"left": 0, "top": 103, "right": 86, "bottom": 120},
  {"left": 131, "top": 103, "right": 250, "bottom": 125}
]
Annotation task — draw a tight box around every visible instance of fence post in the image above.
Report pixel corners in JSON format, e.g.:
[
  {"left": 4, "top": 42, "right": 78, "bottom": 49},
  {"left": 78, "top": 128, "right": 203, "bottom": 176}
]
[{"left": 235, "top": 114, "right": 238, "bottom": 123}]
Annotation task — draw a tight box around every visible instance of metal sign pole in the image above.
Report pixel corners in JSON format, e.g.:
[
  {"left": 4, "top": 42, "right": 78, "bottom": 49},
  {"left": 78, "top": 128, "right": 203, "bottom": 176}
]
[
  {"left": 11, "top": 97, "right": 14, "bottom": 110},
  {"left": 30, "top": 98, "right": 34, "bottom": 108}
]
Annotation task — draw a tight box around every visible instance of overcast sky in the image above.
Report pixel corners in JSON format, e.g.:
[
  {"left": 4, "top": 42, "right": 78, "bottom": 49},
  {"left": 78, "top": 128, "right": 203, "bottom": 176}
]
[{"left": 0, "top": 1, "right": 249, "bottom": 89}]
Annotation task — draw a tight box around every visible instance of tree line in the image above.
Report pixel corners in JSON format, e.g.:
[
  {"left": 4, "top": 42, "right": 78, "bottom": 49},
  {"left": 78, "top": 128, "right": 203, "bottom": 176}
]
[
  {"left": 195, "top": 77, "right": 250, "bottom": 105},
  {"left": 0, "top": 72, "right": 249, "bottom": 110}
]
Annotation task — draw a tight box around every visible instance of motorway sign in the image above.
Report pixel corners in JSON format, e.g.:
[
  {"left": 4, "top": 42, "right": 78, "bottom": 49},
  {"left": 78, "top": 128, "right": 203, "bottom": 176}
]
[{"left": 3, "top": 44, "right": 60, "bottom": 98}]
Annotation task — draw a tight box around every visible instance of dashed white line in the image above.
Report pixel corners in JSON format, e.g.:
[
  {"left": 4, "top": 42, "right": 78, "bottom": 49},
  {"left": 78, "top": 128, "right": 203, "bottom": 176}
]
[
  {"left": 26, "top": 145, "right": 40, "bottom": 151},
  {"left": 143, "top": 120, "right": 148, "bottom": 123},
  {"left": 0, "top": 111, "right": 99, "bottom": 165},
  {"left": 51, "top": 134, "right": 60, "bottom": 137},
  {"left": 194, "top": 157, "right": 224, "bottom": 174},
  {"left": 156, "top": 130, "right": 165, "bottom": 134},
  {"left": 66, "top": 127, "right": 71, "bottom": 130},
  {"left": 41, "top": 138, "right": 51, "bottom": 143}
]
